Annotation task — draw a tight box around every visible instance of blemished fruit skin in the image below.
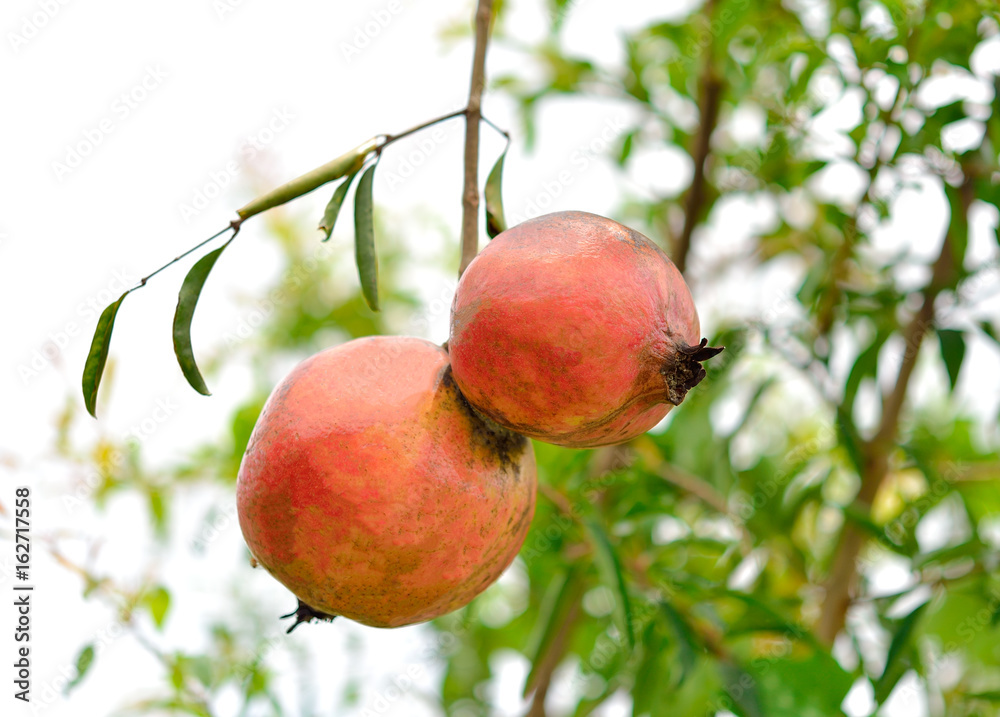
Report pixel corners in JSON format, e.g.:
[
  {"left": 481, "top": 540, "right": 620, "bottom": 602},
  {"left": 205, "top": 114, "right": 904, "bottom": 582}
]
[
  {"left": 236, "top": 336, "right": 536, "bottom": 628},
  {"left": 449, "top": 210, "right": 721, "bottom": 449}
]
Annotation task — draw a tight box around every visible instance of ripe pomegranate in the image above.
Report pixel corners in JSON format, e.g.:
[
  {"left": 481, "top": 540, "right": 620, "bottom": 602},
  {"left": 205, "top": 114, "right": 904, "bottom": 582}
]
[
  {"left": 449, "top": 210, "right": 721, "bottom": 448},
  {"left": 236, "top": 336, "right": 536, "bottom": 629}
]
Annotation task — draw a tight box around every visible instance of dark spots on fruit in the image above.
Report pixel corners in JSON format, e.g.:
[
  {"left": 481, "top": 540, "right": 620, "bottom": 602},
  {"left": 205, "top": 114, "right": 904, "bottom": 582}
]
[
  {"left": 661, "top": 338, "right": 724, "bottom": 405},
  {"left": 268, "top": 367, "right": 300, "bottom": 409},
  {"left": 281, "top": 598, "right": 337, "bottom": 634},
  {"left": 616, "top": 226, "right": 652, "bottom": 254},
  {"left": 440, "top": 365, "right": 529, "bottom": 474},
  {"left": 510, "top": 498, "right": 534, "bottom": 538}
]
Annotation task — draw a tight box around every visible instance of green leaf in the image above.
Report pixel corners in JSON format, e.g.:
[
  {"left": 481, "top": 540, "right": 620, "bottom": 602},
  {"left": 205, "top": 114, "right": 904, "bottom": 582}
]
[
  {"left": 172, "top": 239, "right": 233, "bottom": 395},
  {"left": 143, "top": 585, "right": 172, "bottom": 629},
  {"left": 875, "top": 601, "right": 928, "bottom": 704},
  {"left": 937, "top": 329, "right": 966, "bottom": 392},
  {"left": 661, "top": 601, "right": 699, "bottom": 684},
  {"left": 148, "top": 489, "right": 167, "bottom": 538},
  {"left": 65, "top": 644, "right": 95, "bottom": 694},
  {"left": 583, "top": 518, "right": 635, "bottom": 651},
  {"left": 836, "top": 405, "right": 866, "bottom": 477},
  {"left": 718, "top": 589, "right": 818, "bottom": 648},
  {"left": 843, "top": 329, "right": 890, "bottom": 415},
  {"left": 980, "top": 320, "right": 1000, "bottom": 347},
  {"left": 745, "top": 648, "right": 854, "bottom": 717},
  {"left": 82, "top": 291, "right": 129, "bottom": 418},
  {"left": 524, "top": 566, "right": 584, "bottom": 697},
  {"left": 354, "top": 163, "right": 379, "bottom": 311},
  {"left": 967, "top": 691, "right": 1000, "bottom": 701},
  {"left": 944, "top": 182, "right": 970, "bottom": 280},
  {"left": 720, "top": 662, "right": 766, "bottom": 717},
  {"left": 617, "top": 130, "right": 635, "bottom": 165},
  {"left": 633, "top": 622, "right": 670, "bottom": 714},
  {"left": 318, "top": 171, "right": 358, "bottom": 241},
  {"left": 484, "top": 146, "right": 508, "bottom": 239}
]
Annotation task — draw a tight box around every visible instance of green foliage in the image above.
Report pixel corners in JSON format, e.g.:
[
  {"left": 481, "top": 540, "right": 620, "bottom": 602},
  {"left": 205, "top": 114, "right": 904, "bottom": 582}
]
[
  {"left": 319, "top": 170, "right": 359, "bottom": 241},
  {"left": 172, "top": 239, "right": 234, "bottom": 395},
  {"left": 485, "top": 144, "right": 509, "bottom": 238},
  {"left": 354, "top": 162, "right": 380, "bottom": 311},
  {"left": 81, "top": 291, "right": 128, "bottom": 417},
  {"left": 64, "top": 644, "right": 95, "bottom": 695}
]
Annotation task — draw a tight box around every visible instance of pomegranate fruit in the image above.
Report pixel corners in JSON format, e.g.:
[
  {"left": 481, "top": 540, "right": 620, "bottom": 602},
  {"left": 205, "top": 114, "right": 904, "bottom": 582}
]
[
  {"left": 237, "top": 336, "right": 536, "bottom": 629},
  {"left": 449, "top": 210, "right": 721, "bottom": 448}
]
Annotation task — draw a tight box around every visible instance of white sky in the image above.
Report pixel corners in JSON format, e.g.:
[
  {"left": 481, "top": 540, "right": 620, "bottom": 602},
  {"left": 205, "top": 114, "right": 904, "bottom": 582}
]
[{"left": 2, "top": 1, "right": 999, "bottom": 717}]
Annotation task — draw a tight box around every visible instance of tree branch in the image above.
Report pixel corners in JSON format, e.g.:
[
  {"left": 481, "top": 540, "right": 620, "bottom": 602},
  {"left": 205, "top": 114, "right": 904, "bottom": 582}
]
[
  {"left": 657, "top": 463, "right": 753, "bottom": 555},
  {"left": 525, "top": 596, "right": 582, "bottom": 717},
  {"left": 816, "top": 175, "right": 967, "bottom": 645},
  {"left": 675, "top": 2, "right": 722, "bottom": 276},
  {"left": 459, "top": 0, "right": 494, "bottom": 277}
]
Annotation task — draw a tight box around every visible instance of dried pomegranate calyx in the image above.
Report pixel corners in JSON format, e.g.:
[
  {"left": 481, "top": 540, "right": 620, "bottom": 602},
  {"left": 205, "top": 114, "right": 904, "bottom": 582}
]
[
  {"left": 280, "top": 599, "right": 337, "bottom": 634},
  {"left": 661, "top": 338, "right": 725, "bottom": 405}
]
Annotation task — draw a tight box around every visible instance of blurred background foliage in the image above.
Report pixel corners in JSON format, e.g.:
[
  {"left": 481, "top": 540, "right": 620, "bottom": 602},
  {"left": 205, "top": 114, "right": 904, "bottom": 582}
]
[{"left": 39, "top": 0, "right": 1000, "bottom": 715}]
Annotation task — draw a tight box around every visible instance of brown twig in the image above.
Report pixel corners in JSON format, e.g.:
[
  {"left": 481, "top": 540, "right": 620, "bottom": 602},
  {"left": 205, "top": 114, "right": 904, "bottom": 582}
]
[
  {"left": 815, "top": 175, "right": 967, "bottom": 645},
  {"left": 459, "top": 0, "right": 494, "bottom": 277},
  {"left": 525, "top": 596, "right": 582, "bottom": 717},
  {"left": 675, "top": 0, "right": 722, "bottom": 275},
  {"left": 658, "top": 463, "right": 729, "bottom": 515},
  {"left": 657, "top": 463, "right": 753, "bottom": 555}
]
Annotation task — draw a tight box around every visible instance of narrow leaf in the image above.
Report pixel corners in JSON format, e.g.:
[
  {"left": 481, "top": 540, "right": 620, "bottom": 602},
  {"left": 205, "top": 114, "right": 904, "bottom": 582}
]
[
  {"left": 148, "top": 490, "right": 167, "bottom": 538},
  {"left": 843, "top": 329, "right": 890, "bottom": 415},
  {"left": 836, "top": 405, "right": 865, "bottom": 477},
  {"left": 484, "top": 146, "right": 508, "bottom": 238},
  {"left": 617, "top": 130, "right": 635, "bottom": 165},
  {"left": 172, "top": 240, "right": 233, "bottom": 395},
  {"left": 875, "top": 601, "right": 929, "bottom": 703},
  {"left": 661, "top": 601, "right": 698, "bottom": 684},
  {"left": 318, "top": 171, "right": 358, "bottom": 241},
  {"left": 583, "top": 518, "right": 635, "bottom": 651},
  {"left": 966, "top": 691, "right": 1000, "bottom": 701},
  {"left": 82, "top": 291, "right": 129, "bottom": 418},
  {"left": 524, "top": 567, "right": 584, "bottom": 697},
  {"left": 937, "top": 329, "right": 966, "bottom": 392},
  {"left": 65, "top": 643, "right": 95, "bottom": 694},
  {"left": 354, "top": 163, "right": 379, "bottom": 311},
  {"left": 720, "top": 662, "right": 766, "bottom": 717}
]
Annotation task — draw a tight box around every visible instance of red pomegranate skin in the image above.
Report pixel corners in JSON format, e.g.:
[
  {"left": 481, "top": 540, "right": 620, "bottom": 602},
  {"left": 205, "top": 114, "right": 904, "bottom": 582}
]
[
  {"left": 450, "top": 211, "right": 716, "bottom": 448},
  {"left": 236, "top": 336, "right": 536, "bottom": 628}
]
